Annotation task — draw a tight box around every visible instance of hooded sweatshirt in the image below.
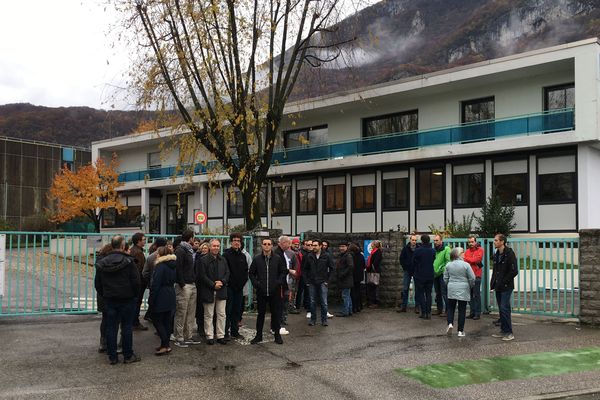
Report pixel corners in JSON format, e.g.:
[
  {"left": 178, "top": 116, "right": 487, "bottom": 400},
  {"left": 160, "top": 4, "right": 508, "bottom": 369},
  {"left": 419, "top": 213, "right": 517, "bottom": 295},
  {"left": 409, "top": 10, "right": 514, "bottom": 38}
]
[{"left": 95, "top": 250, "right": 140, "bottom": 302}]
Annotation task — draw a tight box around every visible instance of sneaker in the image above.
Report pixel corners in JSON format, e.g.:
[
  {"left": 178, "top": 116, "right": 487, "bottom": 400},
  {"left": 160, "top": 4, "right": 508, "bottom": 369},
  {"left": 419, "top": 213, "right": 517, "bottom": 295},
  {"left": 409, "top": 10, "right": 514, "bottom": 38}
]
[
  {"left": 216, "top": 338, "right": 227, "bottom": 345},
  {"left": 466, "top": 314, "right": 475, "bottom": 319},
  {"left": 473, "top": 315, "right": 481, "bottom": 320},
  {"left": 492, "top": 332, "right": 505, "bottom": 338},
  {"left": 327, "top": 312, "right": 334, "bottom": 318},
  {"left": 334, "top": 312, "right": 348, "bottom": 317},
  {"left": 174, "top": 340, "right": 189, "bottom": 348},
  {"left": 274, "top": 335, "right": 283, "bottom": 345},
  {"left": 322, "top": 322, "right": 328, "bottom": 327},
  {"left": 123, "top": 354, "right": 141, "bottom": 364},
  {"left": 279, "top": 327, "right": 290, "bottom": 335},
  {"left": 116, "top": 347, "right": 123, "bottom": 354},
  {"left": 270, "top": 329, "right": 275, "bottom": 335},
  {"left": 502, "top": 334, "right": 515, "bottom": 341},
  {"left": 170, "top": 334, "right": 177, "bottom": 342},
  {"left": 289, "top": 308, "right": 300, "bottom": 315},
  {"left": 458, "top": 331, "right": 466, "bottom": 337},
  {"left": 206, "top": 339, "right": 215, "bottom": 345},
  {"left": 184, "top": 339, "right": 202, "bottom": 345},
  {"left": 250, "top": 336, "right": 262, "bottom": 345},
  {"left": 306, "top": 312, "right": 311, "bottom": 319},
  {"left": 446, "top": 323, "right": 453, "bottom": 335}
]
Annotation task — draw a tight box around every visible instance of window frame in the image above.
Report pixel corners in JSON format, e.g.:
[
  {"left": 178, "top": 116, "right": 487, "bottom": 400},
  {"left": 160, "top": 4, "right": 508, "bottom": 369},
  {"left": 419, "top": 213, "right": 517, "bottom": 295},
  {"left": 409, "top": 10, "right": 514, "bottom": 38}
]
[
  {"left": 382, "top": 177, "right": 410, "bottom": 211},
  {"left": 101, "top": 194, "right": 143, "bottom": 228},
  {"left": 227, "top": 186, "right": 244, "bottom": 218},
  {"left": 461, "top": 96, "right": 495, "bottom": 123},
  {"left": 323, "top": 183, "right": 346, "bottom": 213},
  {"left": 296, "top": 187, "right": 317, "bottom": 215},
  {"left": 537, "top": 172, "right": 577, "bottom": 205},
  {"left": 352, "top": 185, "right": 376, "bottom": 212},
  {"left": 493, "top": 173, "right": 529, "bottom": 206},
  {"left": 283, "top": 124, "right": 328, "bottom": 149},
  {"left": 271, "top": 183, "right": 292, "bottom": 216},
  {"left": 544, "top": 83, "right": 575, "bottom": 111},
  {"left": 416, "top": 167, "right": 445, "bottom": 209},
  {"left": 147, "top": 152, "right": 161, "bottom": 169},
  {"left": 362, "top": 109, "right": 419, "bottom": 138},
  {"left": 453, "top": 172, "right": 485, "bottom": 208}
]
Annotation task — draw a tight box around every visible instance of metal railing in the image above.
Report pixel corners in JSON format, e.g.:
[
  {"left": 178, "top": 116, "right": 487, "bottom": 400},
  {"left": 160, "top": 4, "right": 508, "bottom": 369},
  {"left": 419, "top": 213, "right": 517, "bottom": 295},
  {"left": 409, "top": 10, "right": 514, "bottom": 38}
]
[
  {"left": 0, "top": 231, "right": 253, "bottom": 317},
  {"left": 118, "top": 108, "right": 574, "bottom": 182}
]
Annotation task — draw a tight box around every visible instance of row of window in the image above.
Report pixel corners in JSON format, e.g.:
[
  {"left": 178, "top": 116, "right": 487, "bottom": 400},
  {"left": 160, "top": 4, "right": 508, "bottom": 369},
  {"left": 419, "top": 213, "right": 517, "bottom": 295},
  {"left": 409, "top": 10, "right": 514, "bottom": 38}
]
[{"left": 282, "top": 83, "right": 575, "bottom": 148}]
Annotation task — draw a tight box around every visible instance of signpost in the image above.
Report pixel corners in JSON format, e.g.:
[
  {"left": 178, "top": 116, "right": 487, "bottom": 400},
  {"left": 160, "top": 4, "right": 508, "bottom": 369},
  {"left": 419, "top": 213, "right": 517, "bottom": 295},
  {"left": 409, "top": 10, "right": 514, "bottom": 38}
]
[
  {"left": 194, "top": 210, "right": 207, "bottom": 225},
  {"left": 0, "top": 234, "right": 5, "bottom": 297}
]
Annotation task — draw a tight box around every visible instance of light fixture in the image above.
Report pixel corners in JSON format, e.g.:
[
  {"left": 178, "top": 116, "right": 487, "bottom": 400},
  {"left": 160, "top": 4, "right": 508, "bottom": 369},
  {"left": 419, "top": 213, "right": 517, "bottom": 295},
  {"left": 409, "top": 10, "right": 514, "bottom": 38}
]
[{"left": 432, "top": 170, "right": 443, "bottom": 176}]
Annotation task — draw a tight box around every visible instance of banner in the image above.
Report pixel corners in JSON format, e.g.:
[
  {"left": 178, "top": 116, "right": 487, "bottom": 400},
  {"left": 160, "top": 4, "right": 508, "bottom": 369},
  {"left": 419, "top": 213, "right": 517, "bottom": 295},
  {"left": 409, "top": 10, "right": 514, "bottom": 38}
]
[{"left": 0, "top": 234, "right": 5, "bottom": 297}]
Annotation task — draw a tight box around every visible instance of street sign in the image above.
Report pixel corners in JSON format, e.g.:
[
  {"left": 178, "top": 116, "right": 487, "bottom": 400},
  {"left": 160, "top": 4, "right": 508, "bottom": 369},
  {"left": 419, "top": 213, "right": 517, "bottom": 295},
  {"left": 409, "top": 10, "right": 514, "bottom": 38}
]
[{"left": 194, "top": 210, "right": 207, "bottom": 225}]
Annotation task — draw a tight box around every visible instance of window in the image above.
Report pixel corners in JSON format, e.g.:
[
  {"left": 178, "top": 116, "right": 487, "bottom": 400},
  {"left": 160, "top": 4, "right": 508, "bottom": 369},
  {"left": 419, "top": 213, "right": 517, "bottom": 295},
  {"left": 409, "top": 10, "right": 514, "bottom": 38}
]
[
  {"left": 383, "top": 178, "right": 409, "bottom": 210},
  {"left": 258, "top": 186, "right": 268, "bottom": 216},
  {"left": 272, "top": 184, "right": 291, "bottom": 215},
  {"left": 353, "top": 185, "right": 375, "bottom": 211},
  {"left": 227, "top": 187, "right": 244, "bottom": 217},
  {"left": 148, "top": 152, "right": 161, "bottom": 169},
  {"left": 539, "top": 173, "right": 576, "bottom": 203},
  {"left": 454, "top": 173, "right": 484, "bottom": 207},
  {"left": 462, "top": 97, "right": 495, "bottom": 123},
  {"left": 363, "top": 110, "right": 418, "bottom": 138},
  {"left": 102, "top": 205, "right": 142, "bottom": 228},
  {"left": 283, "top": 125, "right": 328, "bottom": 149},
  {"left": 297, "top": 188, "right": 317, "bottom": 214},
  {"left": 417, "top": 168, "right": 443, "bottom": 208},
  {"left": 494, "top": 174, "right": 528, "bottom": 205},
  {"left": 544, "top": 84, "right": 574, "bottom": 110},
  {"left": 149, "top": 202, "right": 161, "bottom": 234},
  {"left": 324, "top": 184, "right": 345, "bottom": 212}
]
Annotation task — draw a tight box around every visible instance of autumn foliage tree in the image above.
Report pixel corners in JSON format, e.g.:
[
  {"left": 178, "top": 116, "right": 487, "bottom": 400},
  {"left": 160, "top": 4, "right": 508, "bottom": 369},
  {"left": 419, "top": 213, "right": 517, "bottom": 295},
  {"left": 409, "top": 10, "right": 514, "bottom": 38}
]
[
  {"left": 116, "top": 0, "right": 364, "bottom": 229},
  {"left": 48, "top": 155, "right": 126, "bottom": 232}
]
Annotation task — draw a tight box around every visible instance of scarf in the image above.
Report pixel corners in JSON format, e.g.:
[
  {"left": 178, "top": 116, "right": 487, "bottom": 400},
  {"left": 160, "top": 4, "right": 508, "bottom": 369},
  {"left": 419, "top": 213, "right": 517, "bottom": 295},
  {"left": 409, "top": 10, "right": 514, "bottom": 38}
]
[
  {"left": 179, "top": 241, "right": 194, "bottom": 255},
  {"left": 366, "top": 247, "right": 378, "bottom": 271}
]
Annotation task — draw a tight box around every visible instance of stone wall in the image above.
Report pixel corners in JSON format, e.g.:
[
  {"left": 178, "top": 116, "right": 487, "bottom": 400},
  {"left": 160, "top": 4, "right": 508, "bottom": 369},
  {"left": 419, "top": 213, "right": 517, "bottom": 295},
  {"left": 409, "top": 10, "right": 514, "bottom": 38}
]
[
  {"left": 579, "top": 230, "right": 600, "bottom": 325},
  {"left": 304, "top": 231, "right": 405, "bottom": 306}
]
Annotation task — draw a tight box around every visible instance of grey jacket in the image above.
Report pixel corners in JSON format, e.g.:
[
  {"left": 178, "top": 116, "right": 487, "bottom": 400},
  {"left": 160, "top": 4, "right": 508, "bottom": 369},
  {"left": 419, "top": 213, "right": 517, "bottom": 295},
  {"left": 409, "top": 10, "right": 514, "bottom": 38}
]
[{"left": 443, "top": 259, "right": 476, "bottom": 302}]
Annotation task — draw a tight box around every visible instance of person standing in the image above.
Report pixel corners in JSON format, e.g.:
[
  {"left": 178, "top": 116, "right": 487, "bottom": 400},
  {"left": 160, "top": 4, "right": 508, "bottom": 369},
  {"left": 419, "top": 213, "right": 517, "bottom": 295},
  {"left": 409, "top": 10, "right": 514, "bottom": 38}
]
[
  {"left": 463, "top": 235, "right": 484, "bottom": 320},
  {"left": 150, "top": 246, "right": 177, "bottom": 355},
  {"left": 296, "top": 239, "right": 313, "bottom": 315},
  {"left": 142, "top": 237, "right": 168, "bottom": 322},
  {"left": 304, "top": 240, "right": 333, "bottom": 326},
  {"left": 399, "top": 234, "right": 418, "bottom": 313},
  {"left": 288, "top": 238, "right": 303, "bottom": 315},
  {"left": 433, "top": 235, "right": 451, "bottom": 316},
  {"left": 366, "top": 240, "right": 382, "bottom": 308},
  {"left": 274, "top": 235, "right": 296, "bottom": 332},
  {"left": 129, "top": 232, "right": 149, "bottom": 331},
  {"left": 249, "top": 238, "right": 287, "bottom": 345},
  {"left": 94, "top": 235, "right": 141, "bottom": 364},
  {"left": 491, "top": 234, "right": 518, "bottom": 341},
  {"left": 444, "top": 247, "right": 476, "bottom": 337},
  {"left": 223, "top": 233, "right": 248, "bottom": 340},
  {"left": 349, "top": 243, "right": 365, "bottom": 313},
  {"left": 198, "top": 239, "right": 230, "bottom": 345},
  {"left": 412, "top": 234, "right": 435, "bottom": 320},
  {"left": 174, "top": 229, "right": 198, "bottom": 348},
  {"left": 334, "top": 242, "right": 354, "bottom": 317}
]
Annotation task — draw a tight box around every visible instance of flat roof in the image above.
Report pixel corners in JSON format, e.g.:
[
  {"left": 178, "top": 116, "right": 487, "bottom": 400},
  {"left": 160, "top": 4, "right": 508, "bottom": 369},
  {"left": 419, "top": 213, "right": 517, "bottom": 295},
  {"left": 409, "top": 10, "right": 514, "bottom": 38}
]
[{"left": 0, "top": 135, "right": 90, "bottom": 151}]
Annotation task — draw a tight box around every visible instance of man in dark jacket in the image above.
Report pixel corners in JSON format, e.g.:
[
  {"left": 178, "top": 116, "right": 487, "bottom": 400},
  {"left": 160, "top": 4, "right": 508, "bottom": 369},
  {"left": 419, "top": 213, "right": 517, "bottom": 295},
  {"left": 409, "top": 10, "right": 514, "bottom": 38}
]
[
  {"left": 223, "top": 232, "right": 248, "bottom": 340},
  {"left": 304, "top": 240, "right": 333, "bottom": 326},
  {"left": 334, "top": 242, "right": 354, "bottom": 317},
  {"left": 129, "top": 232, "right": 149, "bottom": 330},
  {"left": 295, "top": 239, "right": 313, "bottom": 313},
  {"left": 95, "top": 235, "right": 141, "bottom": 365},
  {"left": 412, "top": 234, "right": 435, "bottom": 320},
  {"left": 349, "top": 243, "right": 365, "bottom": 313},
  {"left": 249, "top": 237, "right": 287, "bottom": 345},
  {"left": 198, "top": 238, "right": 230, "bottom": 345},
  {"left": 399, "top": 234, "right": 418, "bottom": 313},
  {"left": 490, "top": 234, "right": 518, "bottom": 341},
  {"left": 173, "top": 229, "right": 198, "bottom": 348}
]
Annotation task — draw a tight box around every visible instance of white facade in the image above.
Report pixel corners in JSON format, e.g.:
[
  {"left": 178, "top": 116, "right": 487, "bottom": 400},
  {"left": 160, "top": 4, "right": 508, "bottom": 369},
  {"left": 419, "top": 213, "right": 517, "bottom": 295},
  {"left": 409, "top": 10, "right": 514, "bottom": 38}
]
[{"left": 92, "top": 39, "right": 600, "bottom": 236}]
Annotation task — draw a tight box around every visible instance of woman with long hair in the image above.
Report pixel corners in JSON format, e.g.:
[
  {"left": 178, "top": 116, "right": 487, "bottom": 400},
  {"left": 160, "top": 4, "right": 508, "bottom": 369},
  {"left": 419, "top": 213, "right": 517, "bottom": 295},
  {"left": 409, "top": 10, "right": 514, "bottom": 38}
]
[
  {"left": 366, "top": 240, "right": 382, "bottom": 308},
  {"left": 150, "top": 246, "right": 177, "bottom": 355}
]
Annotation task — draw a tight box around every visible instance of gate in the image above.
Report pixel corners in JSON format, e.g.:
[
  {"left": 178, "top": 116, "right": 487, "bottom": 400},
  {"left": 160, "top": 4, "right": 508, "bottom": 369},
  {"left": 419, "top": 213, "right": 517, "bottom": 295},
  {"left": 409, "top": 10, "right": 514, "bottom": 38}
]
[{"left": 0, "top": 231, "right": 253, "bottom": 317}]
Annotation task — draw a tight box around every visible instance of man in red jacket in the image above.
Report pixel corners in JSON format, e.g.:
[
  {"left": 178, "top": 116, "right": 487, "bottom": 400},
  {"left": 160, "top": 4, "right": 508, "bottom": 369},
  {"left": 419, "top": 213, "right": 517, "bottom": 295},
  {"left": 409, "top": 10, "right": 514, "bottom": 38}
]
[{"left": 463, "top": 234, "right": 484, "bottom": 319}]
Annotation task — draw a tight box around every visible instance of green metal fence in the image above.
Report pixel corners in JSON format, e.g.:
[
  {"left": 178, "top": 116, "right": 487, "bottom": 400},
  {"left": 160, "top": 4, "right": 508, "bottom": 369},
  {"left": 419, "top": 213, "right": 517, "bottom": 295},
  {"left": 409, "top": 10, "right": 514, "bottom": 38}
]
[
  {"left": 407, "top": 237, "right": 579, "bottom": 318},
  {"left": 0, "top": 231, "right": 253, "bottom": 317}
]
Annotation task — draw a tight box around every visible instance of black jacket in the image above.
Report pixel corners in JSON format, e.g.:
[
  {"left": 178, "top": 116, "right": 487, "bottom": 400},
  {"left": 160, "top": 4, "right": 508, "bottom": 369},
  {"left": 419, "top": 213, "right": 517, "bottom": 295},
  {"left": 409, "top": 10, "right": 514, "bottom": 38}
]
[
  {"left": 249, "top": 252, "right": 287, "bottom": 296},
  {"left": 198, "top": 253, "right": 230, "bottom": 303},
  {"left": 351, "top": 251, "right": 366, "bottom": 284},
  {"left": 490, "top": 246, "right": 518, "bottom": 292},
  {"left": 400, "top": 245, "right": 416, "bottom": 274},
  {"left": 175, "top": 243, "right": 196, "bottom": 287},
  {"left": 150, "top": 255, "right": 177, "bottom": 313},
  {"left": 335, "top": 251, "right": 354, "bottom": 289},
  {"left": 413, "top": 244, "right": 435, "bottom": 282},
  {"left": 223, "top": 247, "right": 249, "bottom": 291},
  {"left": 367, "top": 249, "right": 382, "bottom": 273},
  {"left": 95, "top": 251, "right": 140, "bottom": 302},
  {"left": 304, "top": 251, "right": 333, "bottom": 285}
]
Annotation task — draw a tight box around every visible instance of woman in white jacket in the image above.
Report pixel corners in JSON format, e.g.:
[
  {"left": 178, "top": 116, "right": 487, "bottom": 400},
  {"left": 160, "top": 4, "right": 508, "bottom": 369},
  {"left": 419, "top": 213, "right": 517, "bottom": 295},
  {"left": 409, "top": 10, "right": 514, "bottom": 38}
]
[{"left": 443, "top": 247, "right": 476, "bottom": 337}]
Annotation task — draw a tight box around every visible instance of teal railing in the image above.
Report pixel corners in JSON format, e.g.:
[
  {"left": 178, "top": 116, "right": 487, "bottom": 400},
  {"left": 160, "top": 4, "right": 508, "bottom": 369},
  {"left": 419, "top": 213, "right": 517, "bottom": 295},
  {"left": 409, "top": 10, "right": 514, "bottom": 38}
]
[
  {"left": 118, "top": 108, "right": 574, "bottom": 183},
  {"left": 0, "top": 231, "right": 253, "bottom": 317},
  {"left": 404, "top": 237, "right": 579, "bottom": 318}
]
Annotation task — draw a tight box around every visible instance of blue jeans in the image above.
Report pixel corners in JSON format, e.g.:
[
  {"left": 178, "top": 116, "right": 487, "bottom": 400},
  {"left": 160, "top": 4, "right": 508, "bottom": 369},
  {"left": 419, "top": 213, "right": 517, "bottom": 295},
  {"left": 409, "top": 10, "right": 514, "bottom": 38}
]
[
  {"left": 105, "top": 298, "right": 136, "bottom": 361},
  {"left": 402, "top": 271, "right": 418, "bottom": 309},
  {"left": 496, "top": 290, "right": 513, "bottom": 334},
  {"left": 470, "top": 278, "right": 481, "bottom": 316},
  {"left": 226, "top": 287, "right": 244, "bottom": 337},
  {"left": 434, "top": 275, "right": 448, "bottom": 312},
  {"left": 309, "top": 283, "right": 328, "bottom": 324},
  {"left": 341, "top": 288, "right": 352, "bottom": 316},
  {"left": 414, "top": 279, "right": 433, "bottom": 315}
]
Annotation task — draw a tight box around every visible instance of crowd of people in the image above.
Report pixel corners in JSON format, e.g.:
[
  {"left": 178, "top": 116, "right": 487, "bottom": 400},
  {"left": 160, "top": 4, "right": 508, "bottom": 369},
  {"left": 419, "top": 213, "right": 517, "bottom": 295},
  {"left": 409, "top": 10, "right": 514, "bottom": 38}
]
[{"left": 94, "top": 230, "right": 517, "bottom": 365}]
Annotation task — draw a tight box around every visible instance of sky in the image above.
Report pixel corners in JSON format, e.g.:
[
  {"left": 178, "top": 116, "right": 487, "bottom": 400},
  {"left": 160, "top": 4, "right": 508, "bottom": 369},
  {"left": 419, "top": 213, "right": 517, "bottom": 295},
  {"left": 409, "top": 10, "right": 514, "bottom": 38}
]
[{"left": 0, "top": 1, "right": 131, "bottom": 110}]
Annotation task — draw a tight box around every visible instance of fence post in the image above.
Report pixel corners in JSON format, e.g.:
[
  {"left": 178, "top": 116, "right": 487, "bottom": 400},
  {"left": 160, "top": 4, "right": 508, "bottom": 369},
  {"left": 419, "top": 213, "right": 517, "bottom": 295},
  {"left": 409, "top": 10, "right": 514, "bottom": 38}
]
[{"left": 579, "top": 230, "right": 600, "bottom": 325}]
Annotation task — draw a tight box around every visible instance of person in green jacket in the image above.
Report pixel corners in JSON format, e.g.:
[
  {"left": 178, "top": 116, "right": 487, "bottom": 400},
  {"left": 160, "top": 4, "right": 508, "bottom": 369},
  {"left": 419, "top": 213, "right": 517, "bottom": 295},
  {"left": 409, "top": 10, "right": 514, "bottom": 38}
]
[{"left": 433, "top": 234, "right": 451, "bottom": 316}]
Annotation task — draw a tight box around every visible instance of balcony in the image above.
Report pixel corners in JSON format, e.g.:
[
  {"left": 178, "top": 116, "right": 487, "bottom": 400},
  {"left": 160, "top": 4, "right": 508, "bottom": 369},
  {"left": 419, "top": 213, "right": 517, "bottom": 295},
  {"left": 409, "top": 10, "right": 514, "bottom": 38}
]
[{"left": 118, "top": 108, "right": 574, "bottom": 183}]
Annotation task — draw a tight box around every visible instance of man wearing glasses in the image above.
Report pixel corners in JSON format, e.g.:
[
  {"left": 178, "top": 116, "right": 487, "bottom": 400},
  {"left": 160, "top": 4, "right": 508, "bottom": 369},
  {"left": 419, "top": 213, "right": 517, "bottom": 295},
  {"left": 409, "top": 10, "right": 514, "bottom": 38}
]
[
  {"left": 223, "top": 233, "right": 248, "bottom": 340},
  {"left": 249, "top": 238, "right": 288, "bottom": 345}
]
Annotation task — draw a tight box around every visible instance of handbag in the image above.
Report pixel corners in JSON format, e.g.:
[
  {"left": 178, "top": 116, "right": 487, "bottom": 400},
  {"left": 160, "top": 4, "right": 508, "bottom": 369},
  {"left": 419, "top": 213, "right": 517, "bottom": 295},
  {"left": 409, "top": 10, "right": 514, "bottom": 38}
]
[{"left": 366, "top": 272, "right": 380, "bottom": 286}]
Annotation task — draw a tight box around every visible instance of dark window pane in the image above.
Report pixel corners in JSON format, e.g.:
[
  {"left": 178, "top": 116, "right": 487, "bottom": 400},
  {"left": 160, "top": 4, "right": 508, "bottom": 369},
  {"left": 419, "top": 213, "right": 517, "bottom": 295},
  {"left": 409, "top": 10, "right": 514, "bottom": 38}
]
[
  {"left": 454, "top": 173, "right": 484, "bottom": 206},
  {"left": 227, "top": 187, "right": 244, "bottom": 217},
  {"left": 494, "top": 174, "right": 528, "bottom": 205},
  {"left": 353, "top": 185, "right": 375, "bottom": 211},
  {"left": 149, "top": 204, "right": 161, "bottom": 233},
  {"left": 383, "top": 178, "right": 409, "bottom": 209},
  {"left": 545, "top": 84, "right": 575, "bottom": 110},
  {"left": 259, "top": 187, "right": 267, "bottom": 216},
  {"left": 272, "top": 185, "right": 291, "bottom": 215},
  {"left": 298, "top": 188, "right": 317, "bottom": 214},
  {"left": 462, "top": 97, "right": 495, "bottom": 123},
  {"left": 148, "top": 152, "right": 161, "bottom": 169},
  {"left": 417, "top": 168, "right": 443, "bottom": 208},
  {"left": 325, "top": 184, "right": 345, "bottom": 212},
  {"left": 284, "top": 125, "right": 328, "bottom": 149},
  {"left": 364, "top": 110, "right": 418, "bottom": 138},
  {"left": 539, "top": 173, "right": 575, "bottom": 203}
]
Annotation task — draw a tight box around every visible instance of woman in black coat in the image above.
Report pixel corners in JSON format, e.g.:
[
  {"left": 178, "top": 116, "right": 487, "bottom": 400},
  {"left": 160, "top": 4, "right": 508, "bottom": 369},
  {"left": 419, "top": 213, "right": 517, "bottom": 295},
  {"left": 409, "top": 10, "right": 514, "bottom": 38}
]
[
  {"left": 366, "top": 240, "right": 383, "bottom": 308},
  {"left": 349, "top": 244, "right": 365, "bottom": 313},
  {"left": 150, "top": 246, "right": 177, "bottom": 355}
]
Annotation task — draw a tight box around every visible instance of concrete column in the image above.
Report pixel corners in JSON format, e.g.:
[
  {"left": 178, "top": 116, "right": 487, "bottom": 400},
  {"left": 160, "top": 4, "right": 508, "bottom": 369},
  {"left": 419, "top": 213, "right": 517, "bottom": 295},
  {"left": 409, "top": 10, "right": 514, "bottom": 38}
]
[
  {"left": 141, "top": 188, "right": 150, "bottom": 233},
  {"left": 579, "top": 229, "right": 600, "bottom": 326},
  {"left": 376, "top": 170, "right": 382, "bottom": 232},
  {"left": 409, "top": 167, "right": 416, "bottom": 232},
  {"left": 529, "top": 155, "right": 537, "bottom": 233}
]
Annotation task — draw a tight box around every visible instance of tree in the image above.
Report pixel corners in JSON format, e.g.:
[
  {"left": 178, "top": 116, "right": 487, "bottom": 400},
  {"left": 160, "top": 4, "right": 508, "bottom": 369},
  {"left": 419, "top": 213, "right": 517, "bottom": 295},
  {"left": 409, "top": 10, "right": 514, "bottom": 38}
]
[
  {"left": 119, "top": 0, "right": 364, "bottom": 229},
  {"left": 48, "top": 155, "right": 126, "bottom": 232},
  {"left": 475, "top": 194, "right": 516, "bottom": 238}
]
